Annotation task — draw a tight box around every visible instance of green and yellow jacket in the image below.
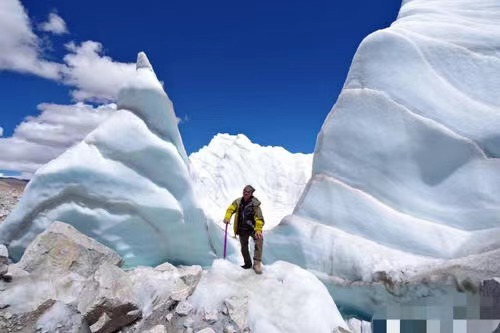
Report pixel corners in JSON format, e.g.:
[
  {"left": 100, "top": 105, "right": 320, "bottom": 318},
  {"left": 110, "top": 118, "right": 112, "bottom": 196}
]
[{"left": 224, "top": 196, "right": 265, "bottom": 235}]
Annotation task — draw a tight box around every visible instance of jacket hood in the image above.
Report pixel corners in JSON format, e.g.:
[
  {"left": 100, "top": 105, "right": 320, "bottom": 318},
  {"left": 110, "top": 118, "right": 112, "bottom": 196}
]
[{"left": 251, "top": 197, "right": 261, "bottom": 207}]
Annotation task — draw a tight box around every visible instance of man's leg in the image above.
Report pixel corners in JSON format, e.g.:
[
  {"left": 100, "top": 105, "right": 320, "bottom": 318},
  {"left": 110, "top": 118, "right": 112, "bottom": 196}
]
[
  {"left": 252, "top": 233, "right": 263, "bottom": 274},
  {"left": 252, "top": 234, "right": 263, "bottom": 262},
  {"left": 239, "top": 231, "right": 252, "bottom": 268}
]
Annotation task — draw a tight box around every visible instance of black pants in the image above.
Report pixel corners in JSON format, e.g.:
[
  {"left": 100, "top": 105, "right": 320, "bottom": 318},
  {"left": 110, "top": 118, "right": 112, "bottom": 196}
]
[{"left": 239, "top": 229, "right": 263, "bottom": 266}]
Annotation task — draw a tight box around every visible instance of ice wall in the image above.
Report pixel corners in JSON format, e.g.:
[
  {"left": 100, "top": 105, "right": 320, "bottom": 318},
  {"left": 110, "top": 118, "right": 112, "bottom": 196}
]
[{"left": 266, "top": 0, "right": 500, "bottom": 287}]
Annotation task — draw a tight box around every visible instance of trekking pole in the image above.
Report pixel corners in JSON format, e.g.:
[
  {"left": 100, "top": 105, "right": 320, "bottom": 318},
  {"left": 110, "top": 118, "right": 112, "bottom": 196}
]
[{"left": 223, "top": 223, "right": 228, "bottom": 259}]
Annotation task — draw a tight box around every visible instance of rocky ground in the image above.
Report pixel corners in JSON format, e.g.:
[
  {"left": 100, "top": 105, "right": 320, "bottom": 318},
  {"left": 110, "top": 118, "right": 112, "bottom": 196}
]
[
  {"left": 0, "top": 177, "right": 27, "bottom": 223},
  {"left": 0, "top": 222, "right": 356, "bottom": 333}
]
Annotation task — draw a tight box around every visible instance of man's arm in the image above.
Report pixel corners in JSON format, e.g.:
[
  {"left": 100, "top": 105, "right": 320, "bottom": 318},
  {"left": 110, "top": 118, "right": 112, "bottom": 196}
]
[
  {"left": 223, "top": 200, "right": 238, "bottom": 224},
  {"left": 253, "top": 206, "right": 264, "bottom": 239}
]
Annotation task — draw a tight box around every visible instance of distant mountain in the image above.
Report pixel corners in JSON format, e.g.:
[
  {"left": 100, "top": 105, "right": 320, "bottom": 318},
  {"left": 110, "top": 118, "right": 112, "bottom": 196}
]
[{"left": 189, "top": 133, "right": 312, "bottom": 230}]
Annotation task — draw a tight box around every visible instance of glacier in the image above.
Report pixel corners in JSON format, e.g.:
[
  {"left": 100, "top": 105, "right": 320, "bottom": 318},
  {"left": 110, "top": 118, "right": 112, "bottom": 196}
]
[
  {"left": 0, "top": 52, "right": 215, "bottom": 267},
  {"left": 1, "top": 0, "right": 500, "bottom": 328},
  {"left": 264, "top": 0, "right": 500, "bottom": 316}
]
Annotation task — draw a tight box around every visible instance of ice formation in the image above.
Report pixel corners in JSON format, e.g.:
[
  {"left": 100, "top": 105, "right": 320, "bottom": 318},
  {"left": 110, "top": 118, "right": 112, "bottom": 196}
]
[
  {"left": 0, "top": 52, "right": 215, "bottom": 267},
  {"left": 265, "top": 0, "right": 500, "bottom": 313}
]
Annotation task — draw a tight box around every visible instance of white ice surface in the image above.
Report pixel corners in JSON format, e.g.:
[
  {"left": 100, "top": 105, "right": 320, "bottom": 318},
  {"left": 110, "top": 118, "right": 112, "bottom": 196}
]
[{"left": 189, "top": 259, "right": 348, "bottom": 333}]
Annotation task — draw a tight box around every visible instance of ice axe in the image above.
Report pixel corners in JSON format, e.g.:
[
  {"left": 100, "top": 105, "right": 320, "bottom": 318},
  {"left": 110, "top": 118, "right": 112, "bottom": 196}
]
[{"left": 223, "top": 222, "right": 228, "bottom": 259}]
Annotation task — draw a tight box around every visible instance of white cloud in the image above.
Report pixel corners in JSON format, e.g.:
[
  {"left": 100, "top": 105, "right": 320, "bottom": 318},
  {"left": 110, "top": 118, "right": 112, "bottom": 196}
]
[
  {"left": 0, "top": 0, "right": 63, "bottom": 79},
  {"left": 62, "top": 41, "right": 136, "bottom": 102},
  {"left": 38, "top": 12, "right": 68, "bottom": 35},
  {"left": 0, "top": 2, "right": 139, "bottom": 177},
  {"left": 0, "top": 1, "right": 135, "bottom": 103},
  {"left": 0, "top": 103, "right": 115, "bottom": 177}
]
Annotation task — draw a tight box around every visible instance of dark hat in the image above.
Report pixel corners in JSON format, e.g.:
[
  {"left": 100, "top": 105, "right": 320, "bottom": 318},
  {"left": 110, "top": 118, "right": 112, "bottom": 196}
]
[{"left": 243, "top": 185, "right": 255, "bottom": 193}]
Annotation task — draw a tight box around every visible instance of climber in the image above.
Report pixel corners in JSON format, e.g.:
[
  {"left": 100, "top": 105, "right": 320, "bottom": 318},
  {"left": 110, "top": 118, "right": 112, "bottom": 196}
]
[{"left": 223, "top": 185, "right": 265, "bottom": 274}]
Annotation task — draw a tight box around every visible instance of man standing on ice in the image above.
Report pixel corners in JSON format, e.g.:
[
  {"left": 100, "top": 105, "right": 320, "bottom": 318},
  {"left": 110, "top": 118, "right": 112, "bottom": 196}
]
[{"left": 223, "top": 185, "right": 265, "bottom": 274}]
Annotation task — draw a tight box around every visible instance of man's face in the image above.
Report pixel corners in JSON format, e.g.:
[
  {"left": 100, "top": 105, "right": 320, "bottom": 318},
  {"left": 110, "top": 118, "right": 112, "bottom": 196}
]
[{"left": 243, "top": 189, "right": 252, "bottom": 201}]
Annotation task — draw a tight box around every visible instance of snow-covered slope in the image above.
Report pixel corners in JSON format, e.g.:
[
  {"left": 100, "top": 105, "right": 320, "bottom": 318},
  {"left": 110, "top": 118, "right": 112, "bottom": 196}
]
[
  {"left": 0, "top": 53, "right": 215, "bottom": 267},
  {"left": 189, "top": 133, "right": 312, "bottom": 230},
  {"left": 265, "top": 0, "right": 500, "bottom": 308},
  {"left": 189, "top": 259, "right": 348, "bottom": 333}
]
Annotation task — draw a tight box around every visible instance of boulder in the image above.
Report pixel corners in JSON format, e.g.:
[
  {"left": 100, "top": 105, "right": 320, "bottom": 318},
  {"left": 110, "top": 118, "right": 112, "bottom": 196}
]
[
  {"left": 224, "top": 296, "right": 248, "bottom": 331},
  {"left": 79, "top": 263, "right": 141, "bottom": 333},
  {"left": 18, "top": 221, "right": 122, "bottom": 277}
]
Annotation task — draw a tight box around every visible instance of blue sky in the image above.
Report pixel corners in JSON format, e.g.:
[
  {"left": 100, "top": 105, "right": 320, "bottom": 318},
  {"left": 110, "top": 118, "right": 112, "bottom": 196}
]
[{"left": 0, "top": 0, "right": 401, "bottom": 177}]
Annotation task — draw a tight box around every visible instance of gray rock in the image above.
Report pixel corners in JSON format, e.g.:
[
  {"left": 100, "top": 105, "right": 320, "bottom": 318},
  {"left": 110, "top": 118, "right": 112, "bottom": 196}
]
[
  {"left": 172, "top": 266, "right": 203, "bottom": 302},
  {"left": 80, "top": 263, "right": 141, "bottom": 333},
  {"left": 154, "top": 262, "right": 176, "bottom": 273},
  {"left": 1, "top": 299, "right": 90, "bottom": 333},
  {"left": 18, "top": 221, "right": 122, "bottom": 277},
  {"left": 36, "top": 301, "right": 91, "bottom": 333},
  {"left": 178, "top": 265, "right": 203, "bottom": 287},
  {"left": 202, "top": 309, "right": 217, "bottom": 323},
  {"left": 176, "top": 301, "right": 194, "bottom": 316},
  {"left": 224, "top": 296, "right": 248, "bottom": 331},
  {"left": 144, "top": 325, "right": 167, "bottom": 333},
  {"left": 117, "top": 299, "right": 175, "bottom": 333},
  {"left": 223, "top": 325, "right": 237, "bottom": 333},
  {"left": 90, "top": 312, "right": 111, "bottom": 332},
  {"left": 0, "top": 244, "right": 8, "bottom": 276}
]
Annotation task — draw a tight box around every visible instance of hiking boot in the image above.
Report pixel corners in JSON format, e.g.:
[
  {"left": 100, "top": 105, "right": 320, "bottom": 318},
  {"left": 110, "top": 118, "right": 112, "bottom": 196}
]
[
  {"left": 253, "top": 260, "right": 262, "bottom": 274},
  {"left": 241, "top": 263, "right": 252, "bottom": 269}
]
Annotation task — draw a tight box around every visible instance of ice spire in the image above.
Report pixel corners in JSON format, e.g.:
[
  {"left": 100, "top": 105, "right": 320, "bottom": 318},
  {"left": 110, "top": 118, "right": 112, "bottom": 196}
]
[
  {"left": 117, "top": 52, "right": 188, "bottom": 162},
  {"left": 136, "top": 51, "right": 153, "bottom": 71}
]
